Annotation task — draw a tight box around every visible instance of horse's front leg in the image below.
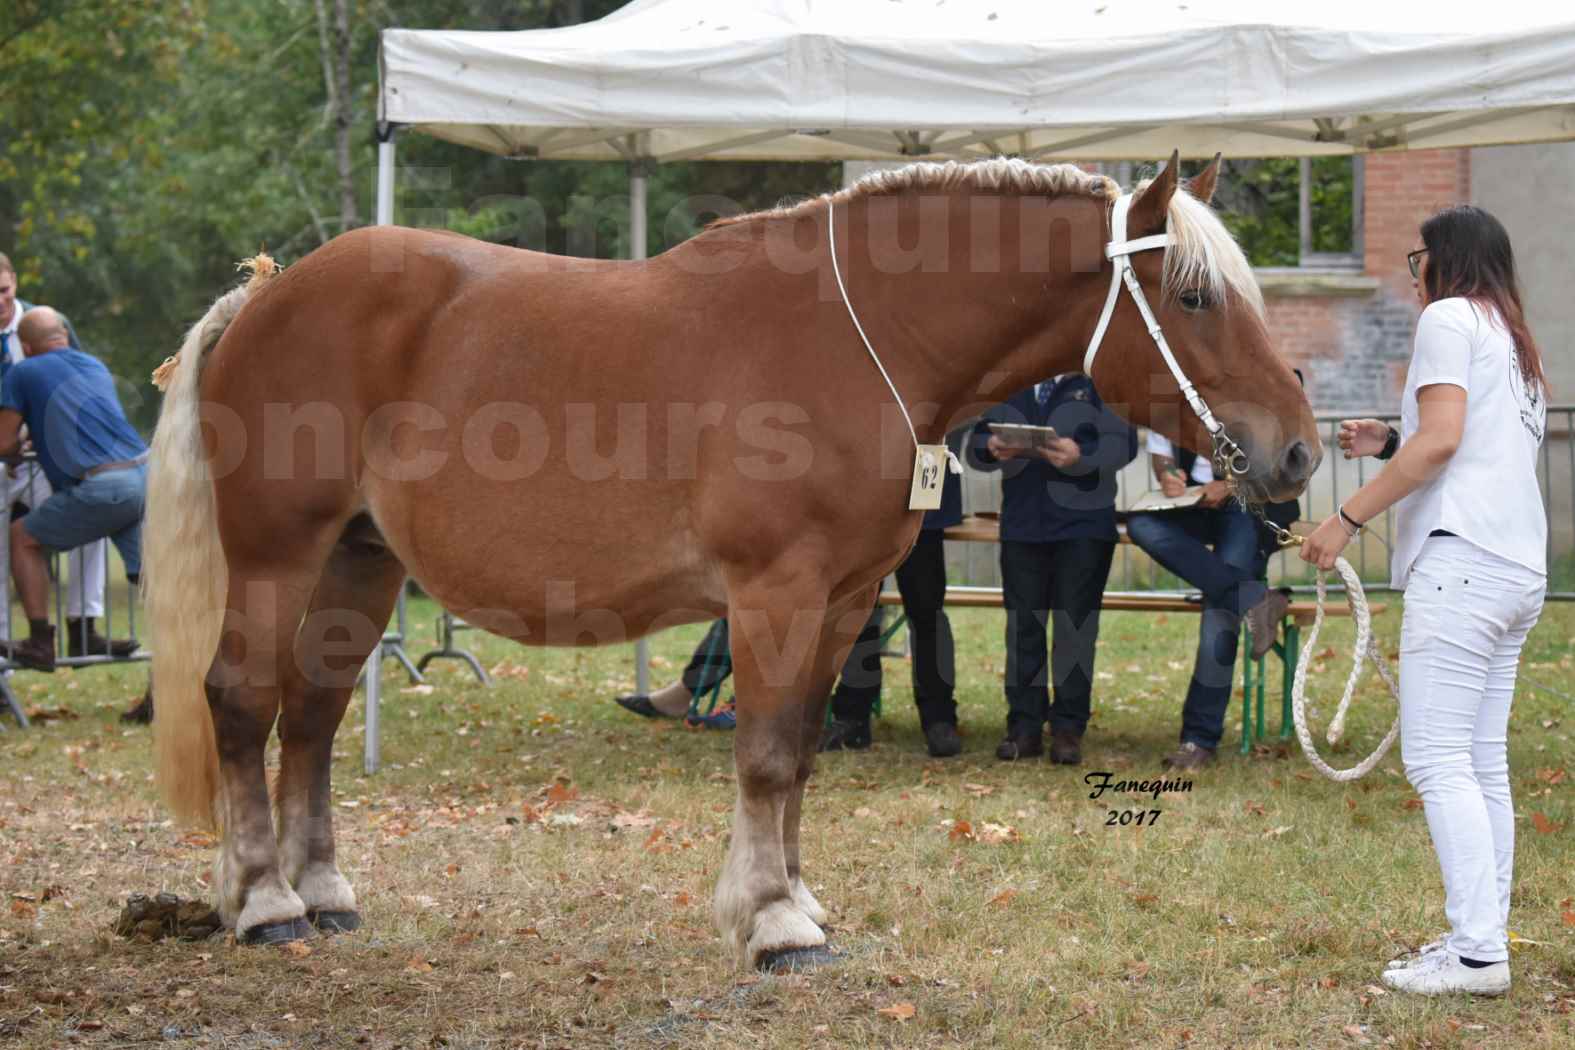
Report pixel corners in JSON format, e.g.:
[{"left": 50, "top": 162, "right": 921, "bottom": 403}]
[
  {"left": 714, "top": 578, "right": 845, "bottom": 967},
  {"left": 784, "top": 586, "right": 877, "bottom": 930}
]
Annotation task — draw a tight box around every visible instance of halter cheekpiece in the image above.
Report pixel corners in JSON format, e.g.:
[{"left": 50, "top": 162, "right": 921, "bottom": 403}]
[{"left": 1082, "top": 192, "right": 1250, "bottom": 479}]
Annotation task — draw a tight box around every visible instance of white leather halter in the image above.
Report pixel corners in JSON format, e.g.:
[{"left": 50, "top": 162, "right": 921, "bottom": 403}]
[{"left": 1082, "top": 192, "right": 1249, "bottom": 478}]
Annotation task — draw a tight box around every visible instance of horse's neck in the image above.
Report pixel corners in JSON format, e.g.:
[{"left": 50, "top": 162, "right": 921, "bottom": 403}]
[{"left": 836, "top": 191, "right": 1107, "bottom": 439}]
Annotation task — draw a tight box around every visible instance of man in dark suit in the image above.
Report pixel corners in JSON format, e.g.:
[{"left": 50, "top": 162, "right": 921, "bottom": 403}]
[{"left": 971, "top": 375, "right": 1138, "bottom": 765}]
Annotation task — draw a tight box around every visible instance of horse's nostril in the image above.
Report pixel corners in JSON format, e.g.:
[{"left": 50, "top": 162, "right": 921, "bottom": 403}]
[{"left": 1280, "top": 440, "right": 1314, "bottom": 483}]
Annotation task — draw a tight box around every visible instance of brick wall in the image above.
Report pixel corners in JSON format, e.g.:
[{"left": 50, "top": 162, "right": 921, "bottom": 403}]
[{"left": 1268, "top": 149, "right": 1472, "bottom": 411}]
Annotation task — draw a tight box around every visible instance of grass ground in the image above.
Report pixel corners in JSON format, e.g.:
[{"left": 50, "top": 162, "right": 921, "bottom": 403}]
[{"left": 0, "top": 598, "right": 1571, "bottom": 1049}]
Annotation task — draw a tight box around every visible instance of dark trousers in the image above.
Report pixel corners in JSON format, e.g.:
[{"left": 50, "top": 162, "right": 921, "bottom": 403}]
[
  {"left": 1125, "top": 506, "right": 1266, "bottom": 750},
  {"left": 680, "top": 618, "right": 733, "bottom": 699},
  {"left": 830, "top": 532, "right": 957, "bottom": 727},
  {"left": 1000, "top": 537, "right": 1115, "bottom": 738}
]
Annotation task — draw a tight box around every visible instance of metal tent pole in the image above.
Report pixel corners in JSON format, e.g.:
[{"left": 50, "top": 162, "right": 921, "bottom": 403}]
[
  {"left": 364, "top": 122, "right": 397, "bottom": 774},
  {"left": 629, "top": 156, "right": 652, "bottom": 699}
]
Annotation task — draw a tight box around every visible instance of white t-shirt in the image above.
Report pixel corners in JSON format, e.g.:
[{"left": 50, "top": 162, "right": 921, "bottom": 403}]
[
  {"left": 1391, "top": 297, "right": 1546, "bottom": 589},
  {"left": 1146, "top": 431, "right": 1214, "bottom": 484}
]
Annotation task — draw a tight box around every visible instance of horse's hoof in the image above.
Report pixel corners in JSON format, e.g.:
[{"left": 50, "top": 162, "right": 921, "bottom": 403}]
[
  {"left": 307, "top": 909, "right": 362, "bottom": 934},
  {"left": 756, "top": 945, "right": 841, "bottom": 974},
  {"left": 239, "top": 916, "right": 314, "bottom": 946}
]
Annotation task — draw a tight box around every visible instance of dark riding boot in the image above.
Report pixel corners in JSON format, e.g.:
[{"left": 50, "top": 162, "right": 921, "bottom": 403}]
[
  {"left": 8, "top": 623, "right": 56, "bottom": 673},
  {"left": 65, "top": 618, "right": 139, "bottom": 658},
  {"left": 121, "top": 685, "right": 154, "bottom": 725}
]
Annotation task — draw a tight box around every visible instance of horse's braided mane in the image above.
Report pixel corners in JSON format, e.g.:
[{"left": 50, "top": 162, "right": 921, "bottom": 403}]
[
  {"left": 709, "top": 157, "right": 1118, "bottom": 231},
  {"left": 706, "top": 157, "right": 1264, "bottom": 321}
]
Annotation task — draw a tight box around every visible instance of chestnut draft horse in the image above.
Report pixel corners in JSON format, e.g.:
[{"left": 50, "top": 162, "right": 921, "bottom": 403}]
[{"left": 147, "top": 154, "right": 1319, "bottom": 967}]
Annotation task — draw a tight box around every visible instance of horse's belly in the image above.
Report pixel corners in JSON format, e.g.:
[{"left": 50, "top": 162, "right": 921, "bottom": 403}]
[{"left": 383, "top": 493, "right": 728, "bottom": 646}]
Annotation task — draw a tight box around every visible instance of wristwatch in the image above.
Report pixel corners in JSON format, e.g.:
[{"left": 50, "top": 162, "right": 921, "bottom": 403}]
[{"left": 1376, "top": 425, "right": 1400, "bottom": 461}]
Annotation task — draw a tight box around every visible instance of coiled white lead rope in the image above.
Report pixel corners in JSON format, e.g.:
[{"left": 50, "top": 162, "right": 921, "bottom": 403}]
[{"left": 1290, "top": 554, "right": 1403, "bottom": 781}]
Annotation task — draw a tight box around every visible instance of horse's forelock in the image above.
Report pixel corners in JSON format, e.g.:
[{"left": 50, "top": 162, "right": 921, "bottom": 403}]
[{"left": 1160, "top": 187, "right": 1266, "bottom": 321}]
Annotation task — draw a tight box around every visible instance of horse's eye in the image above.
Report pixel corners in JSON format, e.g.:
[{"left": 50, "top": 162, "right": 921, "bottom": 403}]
[{"left": 1179, "top": 289, "right": 1207, "bottom": 312}]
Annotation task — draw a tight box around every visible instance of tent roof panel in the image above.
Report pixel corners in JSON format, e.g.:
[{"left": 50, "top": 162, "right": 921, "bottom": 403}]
[{"left": 380, "top": 0, "right": 1575, "bottom": 160}]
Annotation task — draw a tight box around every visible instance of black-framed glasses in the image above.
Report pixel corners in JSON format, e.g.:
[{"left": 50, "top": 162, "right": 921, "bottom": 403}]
[{"left": 1407, "top": 248, "right": 1428, "bottom": 280}]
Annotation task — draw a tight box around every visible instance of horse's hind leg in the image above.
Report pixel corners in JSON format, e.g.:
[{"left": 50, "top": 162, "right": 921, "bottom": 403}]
[
  {"left": 276, "top": 525, "right": 405, "bottom": 934},
  {"left": 209, "top": 537, "right": 338, "bottom": 943}
]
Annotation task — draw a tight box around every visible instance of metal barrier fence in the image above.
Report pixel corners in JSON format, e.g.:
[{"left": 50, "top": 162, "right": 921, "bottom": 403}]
[
  {"left": 0, "top": 459, "right": 149, "bottom": 728},
  {"left": 953, "top": 405, "right": 1575, "bottom": 602}
]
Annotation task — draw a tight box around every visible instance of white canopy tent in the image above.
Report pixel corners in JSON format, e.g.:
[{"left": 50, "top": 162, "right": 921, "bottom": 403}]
[
  {"left": 365, "top": 0, "right": 1575, "bottom": 771},
  {"left": 379, "top": 0, "right": 1575, "bottom": 165}
]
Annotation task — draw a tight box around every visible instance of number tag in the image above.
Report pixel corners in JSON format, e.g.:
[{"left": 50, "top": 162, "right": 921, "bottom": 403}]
[{"left": 908, "top": 445, "right": 945, "bottom": 510}]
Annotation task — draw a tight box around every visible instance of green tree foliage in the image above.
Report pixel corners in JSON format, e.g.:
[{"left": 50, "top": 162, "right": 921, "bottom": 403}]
[{"left": 1215, "top": 157, "right": 1355, "bottom": 267}]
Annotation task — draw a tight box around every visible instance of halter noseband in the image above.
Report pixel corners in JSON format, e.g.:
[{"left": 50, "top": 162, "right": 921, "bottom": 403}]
[{"left": 1082, "top": 192, "right": 1250, "bottom": 479}]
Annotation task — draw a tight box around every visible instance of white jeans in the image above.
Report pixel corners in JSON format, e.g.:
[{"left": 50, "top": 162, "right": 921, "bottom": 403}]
[{"left": 1400, "top": 535, "right": 1545, "bottom": 963}]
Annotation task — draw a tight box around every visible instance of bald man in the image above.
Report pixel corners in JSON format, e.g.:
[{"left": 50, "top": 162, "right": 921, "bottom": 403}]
[{"left": 0, "top": 307, "right": 148, "bottom": 672}]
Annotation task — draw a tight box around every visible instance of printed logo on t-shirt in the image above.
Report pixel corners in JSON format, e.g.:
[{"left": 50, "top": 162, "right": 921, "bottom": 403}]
[{"left": 1509, "top": 353, "right": 1545, "bottom": 444}]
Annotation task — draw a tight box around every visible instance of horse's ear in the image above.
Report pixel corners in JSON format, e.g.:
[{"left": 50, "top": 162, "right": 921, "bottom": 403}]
[
  {"left": 1186, "top": 153, "right": 1222, "bottom": 205},
  {"left": 1128, "top": 150, "right": 1179, "bottom": 237}
]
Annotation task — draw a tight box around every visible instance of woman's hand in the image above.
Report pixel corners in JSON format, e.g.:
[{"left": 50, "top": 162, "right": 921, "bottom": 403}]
[
  {"left": 1337, "top": 418, "right": 1389, "bottom": 459},
  {"left": 1298, "top": 514, "right": 1355, "bottom": 571},
  {"left": 1159, "top": 471, "right": 1187, "bottom": 498}
]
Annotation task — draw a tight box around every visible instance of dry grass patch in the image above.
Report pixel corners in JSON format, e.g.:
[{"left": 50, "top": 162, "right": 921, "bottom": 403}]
[{"left": 0, "top": 602, "right": 1571, "bottom": 1048}]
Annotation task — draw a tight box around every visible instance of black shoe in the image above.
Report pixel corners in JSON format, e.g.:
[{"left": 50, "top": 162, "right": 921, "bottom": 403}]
[
  {"left": 924, "top": 722, "right": 963, "bottom": 758},
  {"left": 613, "top": 694, "right": 667, "bottom": 719},
  {"left": 1049, "top": 729, "right": 1083, "bottom": 765},
  {"left": 65, "top": 619, "right": 139, "bottom": 658},
  {"left": 6, "top": 627, "right": 55, "bottom": 673},
  {"left": 995, "top": 731, "right": 1043, "bottom": 761},
  {"left": 121, "top": 688, "right": 153, "bottom": 725},
  {"left": 818, "top": 718, "right": 872, "bottom": 752}
]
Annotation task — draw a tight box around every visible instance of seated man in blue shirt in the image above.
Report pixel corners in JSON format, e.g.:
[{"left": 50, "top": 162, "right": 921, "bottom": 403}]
[
  {"left": 971, "top": 375, "right": 1138, "bottom": 765},
  {"left": 0, "top": 307, "right": 148, "bottom": 672}
]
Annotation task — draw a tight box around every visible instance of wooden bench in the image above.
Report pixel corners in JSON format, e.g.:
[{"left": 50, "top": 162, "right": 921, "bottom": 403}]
[{"left": 874, "top": 514, "right": 1388, "bottom": 753}]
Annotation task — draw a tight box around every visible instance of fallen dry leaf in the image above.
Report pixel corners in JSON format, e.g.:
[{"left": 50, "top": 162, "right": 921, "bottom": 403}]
[
  {"left": 877, "top": 1002, "right": 916, "bottom": 1021},
  {"left": 948, "top": 820, "right": 974, "bottom": 843},
  {"left": 977, "top": 822, "right": 1021, "bottom": 845},
  {"left": 545, "top": 782, "right": 579, "bottom": 804},
  {"left": 1532, "top": 812, "right": 1563, "bottom": 835},
  {"left": 281, "top": 941, "right": 312, "bottom": 958},
  {"left": 1561, "top": 910, "right": 1575, "bottom": 927},
  {"left": 405, "top": 957, "right": 434, "bottom": 973},
  {"left": 988, "top": 889, "right": 1018, "bottom": 908}
]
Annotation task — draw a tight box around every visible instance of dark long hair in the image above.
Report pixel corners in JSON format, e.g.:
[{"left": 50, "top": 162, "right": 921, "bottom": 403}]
[{"left": 1420, "top": 205, "right": 1547, "bottom": 394}]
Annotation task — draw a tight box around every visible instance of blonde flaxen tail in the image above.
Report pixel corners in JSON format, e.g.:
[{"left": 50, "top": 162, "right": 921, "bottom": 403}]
[{"left": 147, "top": 255, "right": 279, "bottom": 829}]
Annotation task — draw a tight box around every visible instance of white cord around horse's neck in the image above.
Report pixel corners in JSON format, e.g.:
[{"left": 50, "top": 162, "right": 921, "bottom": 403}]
[
  {"left": 827, "top": 200, "right": 962, "bottom": 476},
  {"left": 1289, "top": 552, "right": 1402, "bottom": 781}
]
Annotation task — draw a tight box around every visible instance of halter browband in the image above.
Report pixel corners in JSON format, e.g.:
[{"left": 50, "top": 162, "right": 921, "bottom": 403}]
[{"left": 1082, "top": 193, "right": 1249, "bottom": 478}]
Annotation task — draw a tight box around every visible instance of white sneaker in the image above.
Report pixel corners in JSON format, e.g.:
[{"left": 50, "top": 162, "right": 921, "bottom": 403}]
[
  {"left": 1380, "top": 952, "right": 1510, "bottom": 996},
  {"left": 1385, "top": 935, "right": 1447, "bottom": 971}
]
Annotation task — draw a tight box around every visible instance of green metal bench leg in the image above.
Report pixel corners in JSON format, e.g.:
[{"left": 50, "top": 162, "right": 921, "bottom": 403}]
[
  {"left": 1279, "top": 623, "right": 1299, "bottom": 740},
  {"left": 1240, "top": 625, "right": 1256, "bottom": 754}
]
